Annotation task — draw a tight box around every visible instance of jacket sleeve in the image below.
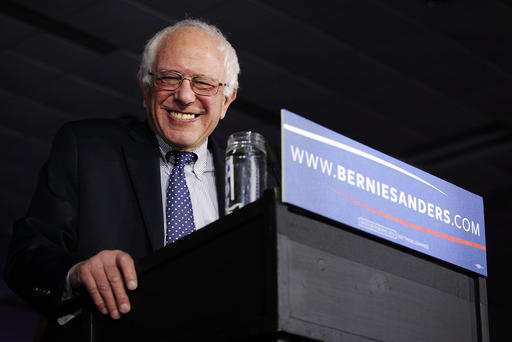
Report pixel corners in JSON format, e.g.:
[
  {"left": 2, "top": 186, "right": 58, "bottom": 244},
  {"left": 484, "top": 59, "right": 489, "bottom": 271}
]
[{"left": 4, "top": 123, "right": 82, "bottom": 316}]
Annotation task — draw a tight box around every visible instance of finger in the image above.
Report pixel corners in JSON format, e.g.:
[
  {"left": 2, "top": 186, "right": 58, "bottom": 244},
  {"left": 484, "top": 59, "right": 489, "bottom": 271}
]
[
  {"left": 79, "top": 264, "right": 108, "bottom": 315},
  {"left": 116, "top": 252, "right": 137, "bottom": 291},
  {"left": 90, "top": 261, "right": 120, "bottom": 319},
  {"left": 104, "top": 260, "right": 130, "bottom": 315}
]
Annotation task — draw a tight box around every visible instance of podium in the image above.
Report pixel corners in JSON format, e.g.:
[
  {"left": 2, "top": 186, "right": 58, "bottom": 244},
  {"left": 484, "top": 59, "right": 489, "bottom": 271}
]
[{"left": 88, "top": 190, "right": 489, "bottom": 341}]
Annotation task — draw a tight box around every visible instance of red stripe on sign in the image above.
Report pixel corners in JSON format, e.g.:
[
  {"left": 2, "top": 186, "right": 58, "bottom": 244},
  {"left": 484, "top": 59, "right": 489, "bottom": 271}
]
[{"left": 334, "top": 189, "right": 486, "bottom": 251}]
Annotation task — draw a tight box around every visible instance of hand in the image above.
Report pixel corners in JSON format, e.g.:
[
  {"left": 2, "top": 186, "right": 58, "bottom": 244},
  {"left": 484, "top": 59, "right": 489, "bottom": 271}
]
[{"left": 69, "top": 250, "right": 137, "bottom": 319}]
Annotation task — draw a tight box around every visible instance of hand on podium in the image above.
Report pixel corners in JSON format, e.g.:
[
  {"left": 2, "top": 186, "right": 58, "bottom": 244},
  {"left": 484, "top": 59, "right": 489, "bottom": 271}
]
[{"left": 68, "top": 250, "right": 138, "bottom": 320}]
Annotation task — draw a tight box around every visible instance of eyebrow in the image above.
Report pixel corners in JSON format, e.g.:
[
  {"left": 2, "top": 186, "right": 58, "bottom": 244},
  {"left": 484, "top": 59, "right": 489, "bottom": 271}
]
[{"left": 157, "top": 69, "right": 216, "bottom": 79}]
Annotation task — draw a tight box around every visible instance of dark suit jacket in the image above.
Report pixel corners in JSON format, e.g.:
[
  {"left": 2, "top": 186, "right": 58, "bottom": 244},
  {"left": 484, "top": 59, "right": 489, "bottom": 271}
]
[{"left": 4, "top": 118, "right": 226, "bottom": 320}]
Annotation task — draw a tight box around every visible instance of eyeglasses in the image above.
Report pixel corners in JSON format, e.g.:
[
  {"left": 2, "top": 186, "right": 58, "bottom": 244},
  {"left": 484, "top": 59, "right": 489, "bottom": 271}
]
[{"left": 148, "top": 71, "right": 227, "bottom": 96}]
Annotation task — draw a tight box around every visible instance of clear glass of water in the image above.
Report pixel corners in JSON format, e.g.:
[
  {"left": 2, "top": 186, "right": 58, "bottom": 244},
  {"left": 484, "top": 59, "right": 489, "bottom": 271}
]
[{"left": 225, "top": 131, "right": 267, "bottom": 215}]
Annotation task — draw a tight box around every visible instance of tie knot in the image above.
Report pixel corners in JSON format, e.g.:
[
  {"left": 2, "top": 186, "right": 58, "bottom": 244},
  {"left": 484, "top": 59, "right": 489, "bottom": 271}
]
[{"left": 168, "top": 151, "right": 196, "bottom": 166}]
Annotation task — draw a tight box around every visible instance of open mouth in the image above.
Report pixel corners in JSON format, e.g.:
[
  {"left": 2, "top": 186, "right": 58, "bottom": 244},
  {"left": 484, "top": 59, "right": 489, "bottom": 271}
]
[{"left": 166, "top": 110, "right": 198, "bottom": 120}]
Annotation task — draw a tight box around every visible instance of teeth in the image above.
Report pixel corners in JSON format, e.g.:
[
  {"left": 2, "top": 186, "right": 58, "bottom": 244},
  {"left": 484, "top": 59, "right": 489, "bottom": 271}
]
[{"left": 169, "top": 111, "right": 195, "bottom": 120}]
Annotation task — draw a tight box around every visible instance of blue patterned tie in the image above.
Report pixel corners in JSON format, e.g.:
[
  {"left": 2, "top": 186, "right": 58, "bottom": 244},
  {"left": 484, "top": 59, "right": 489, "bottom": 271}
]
[{"left": 165, "top": 151, "right": 196, "bottom": 245}]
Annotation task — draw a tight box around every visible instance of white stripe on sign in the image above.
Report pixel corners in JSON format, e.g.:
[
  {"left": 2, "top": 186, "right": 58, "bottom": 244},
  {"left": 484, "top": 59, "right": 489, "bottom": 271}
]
[{"left": 284, "top": 123, "right": 447, "bottom": 196}]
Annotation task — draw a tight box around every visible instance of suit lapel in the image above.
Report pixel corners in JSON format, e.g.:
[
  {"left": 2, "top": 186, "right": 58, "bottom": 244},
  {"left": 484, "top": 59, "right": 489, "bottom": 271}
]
[{"left": 123, "top": 122, "right": 163, "bottom": 251}]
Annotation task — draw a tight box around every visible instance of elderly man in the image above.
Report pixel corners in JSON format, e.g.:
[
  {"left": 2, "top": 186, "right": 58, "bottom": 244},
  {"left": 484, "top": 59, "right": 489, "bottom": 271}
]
[{"left": 5, "top": 19, "right": 239, "bottom": 337}]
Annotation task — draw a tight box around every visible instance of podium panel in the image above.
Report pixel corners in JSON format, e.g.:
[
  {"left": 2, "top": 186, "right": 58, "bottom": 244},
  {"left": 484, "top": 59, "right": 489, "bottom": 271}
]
[{"left": 88, "top": 191, "right": 488, "bottom": 341}]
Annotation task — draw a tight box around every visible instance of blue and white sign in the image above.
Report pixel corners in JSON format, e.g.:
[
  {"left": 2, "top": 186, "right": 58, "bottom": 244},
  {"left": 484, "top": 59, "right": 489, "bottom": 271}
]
[{"left": 281, "top": 109, "right": 487, "bottom": 276}]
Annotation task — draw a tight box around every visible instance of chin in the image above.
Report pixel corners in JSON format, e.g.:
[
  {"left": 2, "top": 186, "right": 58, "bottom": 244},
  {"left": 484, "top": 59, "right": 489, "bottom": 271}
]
[{"left": 166, "top": 135, "right": 200, "bottom": 150}]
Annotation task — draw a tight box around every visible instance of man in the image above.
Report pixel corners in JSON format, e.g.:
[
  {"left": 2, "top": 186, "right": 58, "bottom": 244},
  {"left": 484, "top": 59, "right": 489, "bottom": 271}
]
[{"left": 4, "top": 19, "right": 239, "bottom": 337}]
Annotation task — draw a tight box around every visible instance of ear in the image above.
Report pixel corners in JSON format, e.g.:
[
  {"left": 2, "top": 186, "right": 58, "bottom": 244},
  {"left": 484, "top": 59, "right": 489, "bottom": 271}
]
[{"left": 220, "top": 88, "right": 237, "bottom": 120}]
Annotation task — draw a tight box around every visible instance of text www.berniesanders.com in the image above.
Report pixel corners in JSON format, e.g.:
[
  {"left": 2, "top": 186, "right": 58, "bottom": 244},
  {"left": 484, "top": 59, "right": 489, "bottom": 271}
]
[{"left": 289, "top": 145, "right": 481, "bottom": 237}]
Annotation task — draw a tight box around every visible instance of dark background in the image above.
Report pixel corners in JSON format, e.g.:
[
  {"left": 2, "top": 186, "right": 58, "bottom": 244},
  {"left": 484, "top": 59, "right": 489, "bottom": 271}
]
[{"left": 1, "top": 0, "right": 510, "bottom": 341}]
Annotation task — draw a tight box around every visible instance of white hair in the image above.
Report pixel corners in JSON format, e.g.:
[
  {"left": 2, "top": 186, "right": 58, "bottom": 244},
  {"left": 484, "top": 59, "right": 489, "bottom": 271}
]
[{"left": 138, "top": 19, "right": 240, "bottom": 97}]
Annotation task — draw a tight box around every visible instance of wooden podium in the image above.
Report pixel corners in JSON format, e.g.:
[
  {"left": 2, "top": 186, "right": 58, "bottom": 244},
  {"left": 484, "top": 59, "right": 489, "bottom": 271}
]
[{"left": 87, "top": 190, "right": 489, "bottom": 341}]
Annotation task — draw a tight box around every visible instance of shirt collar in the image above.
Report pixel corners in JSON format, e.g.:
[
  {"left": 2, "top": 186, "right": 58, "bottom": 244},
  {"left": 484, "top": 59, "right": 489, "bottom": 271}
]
[{"left": 155, "top": 134, "right": 208, "bottom": 179}]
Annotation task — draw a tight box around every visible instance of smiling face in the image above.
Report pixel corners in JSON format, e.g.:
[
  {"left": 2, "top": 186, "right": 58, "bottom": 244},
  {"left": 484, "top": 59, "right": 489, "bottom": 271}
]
[{"left": 141, "top": 27, "right": 236, "bottom": 151}]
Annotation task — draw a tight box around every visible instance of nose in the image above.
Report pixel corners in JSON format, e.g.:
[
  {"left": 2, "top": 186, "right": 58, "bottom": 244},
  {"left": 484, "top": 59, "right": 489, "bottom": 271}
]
[{"left": 174, "top": 78, "right": 196, "bottom": 105}]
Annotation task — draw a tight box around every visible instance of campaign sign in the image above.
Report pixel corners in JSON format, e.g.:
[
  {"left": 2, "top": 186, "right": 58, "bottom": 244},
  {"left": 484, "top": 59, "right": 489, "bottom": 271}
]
[{"left": 281, "top": 109, "right": 487, "bottom": 276}]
